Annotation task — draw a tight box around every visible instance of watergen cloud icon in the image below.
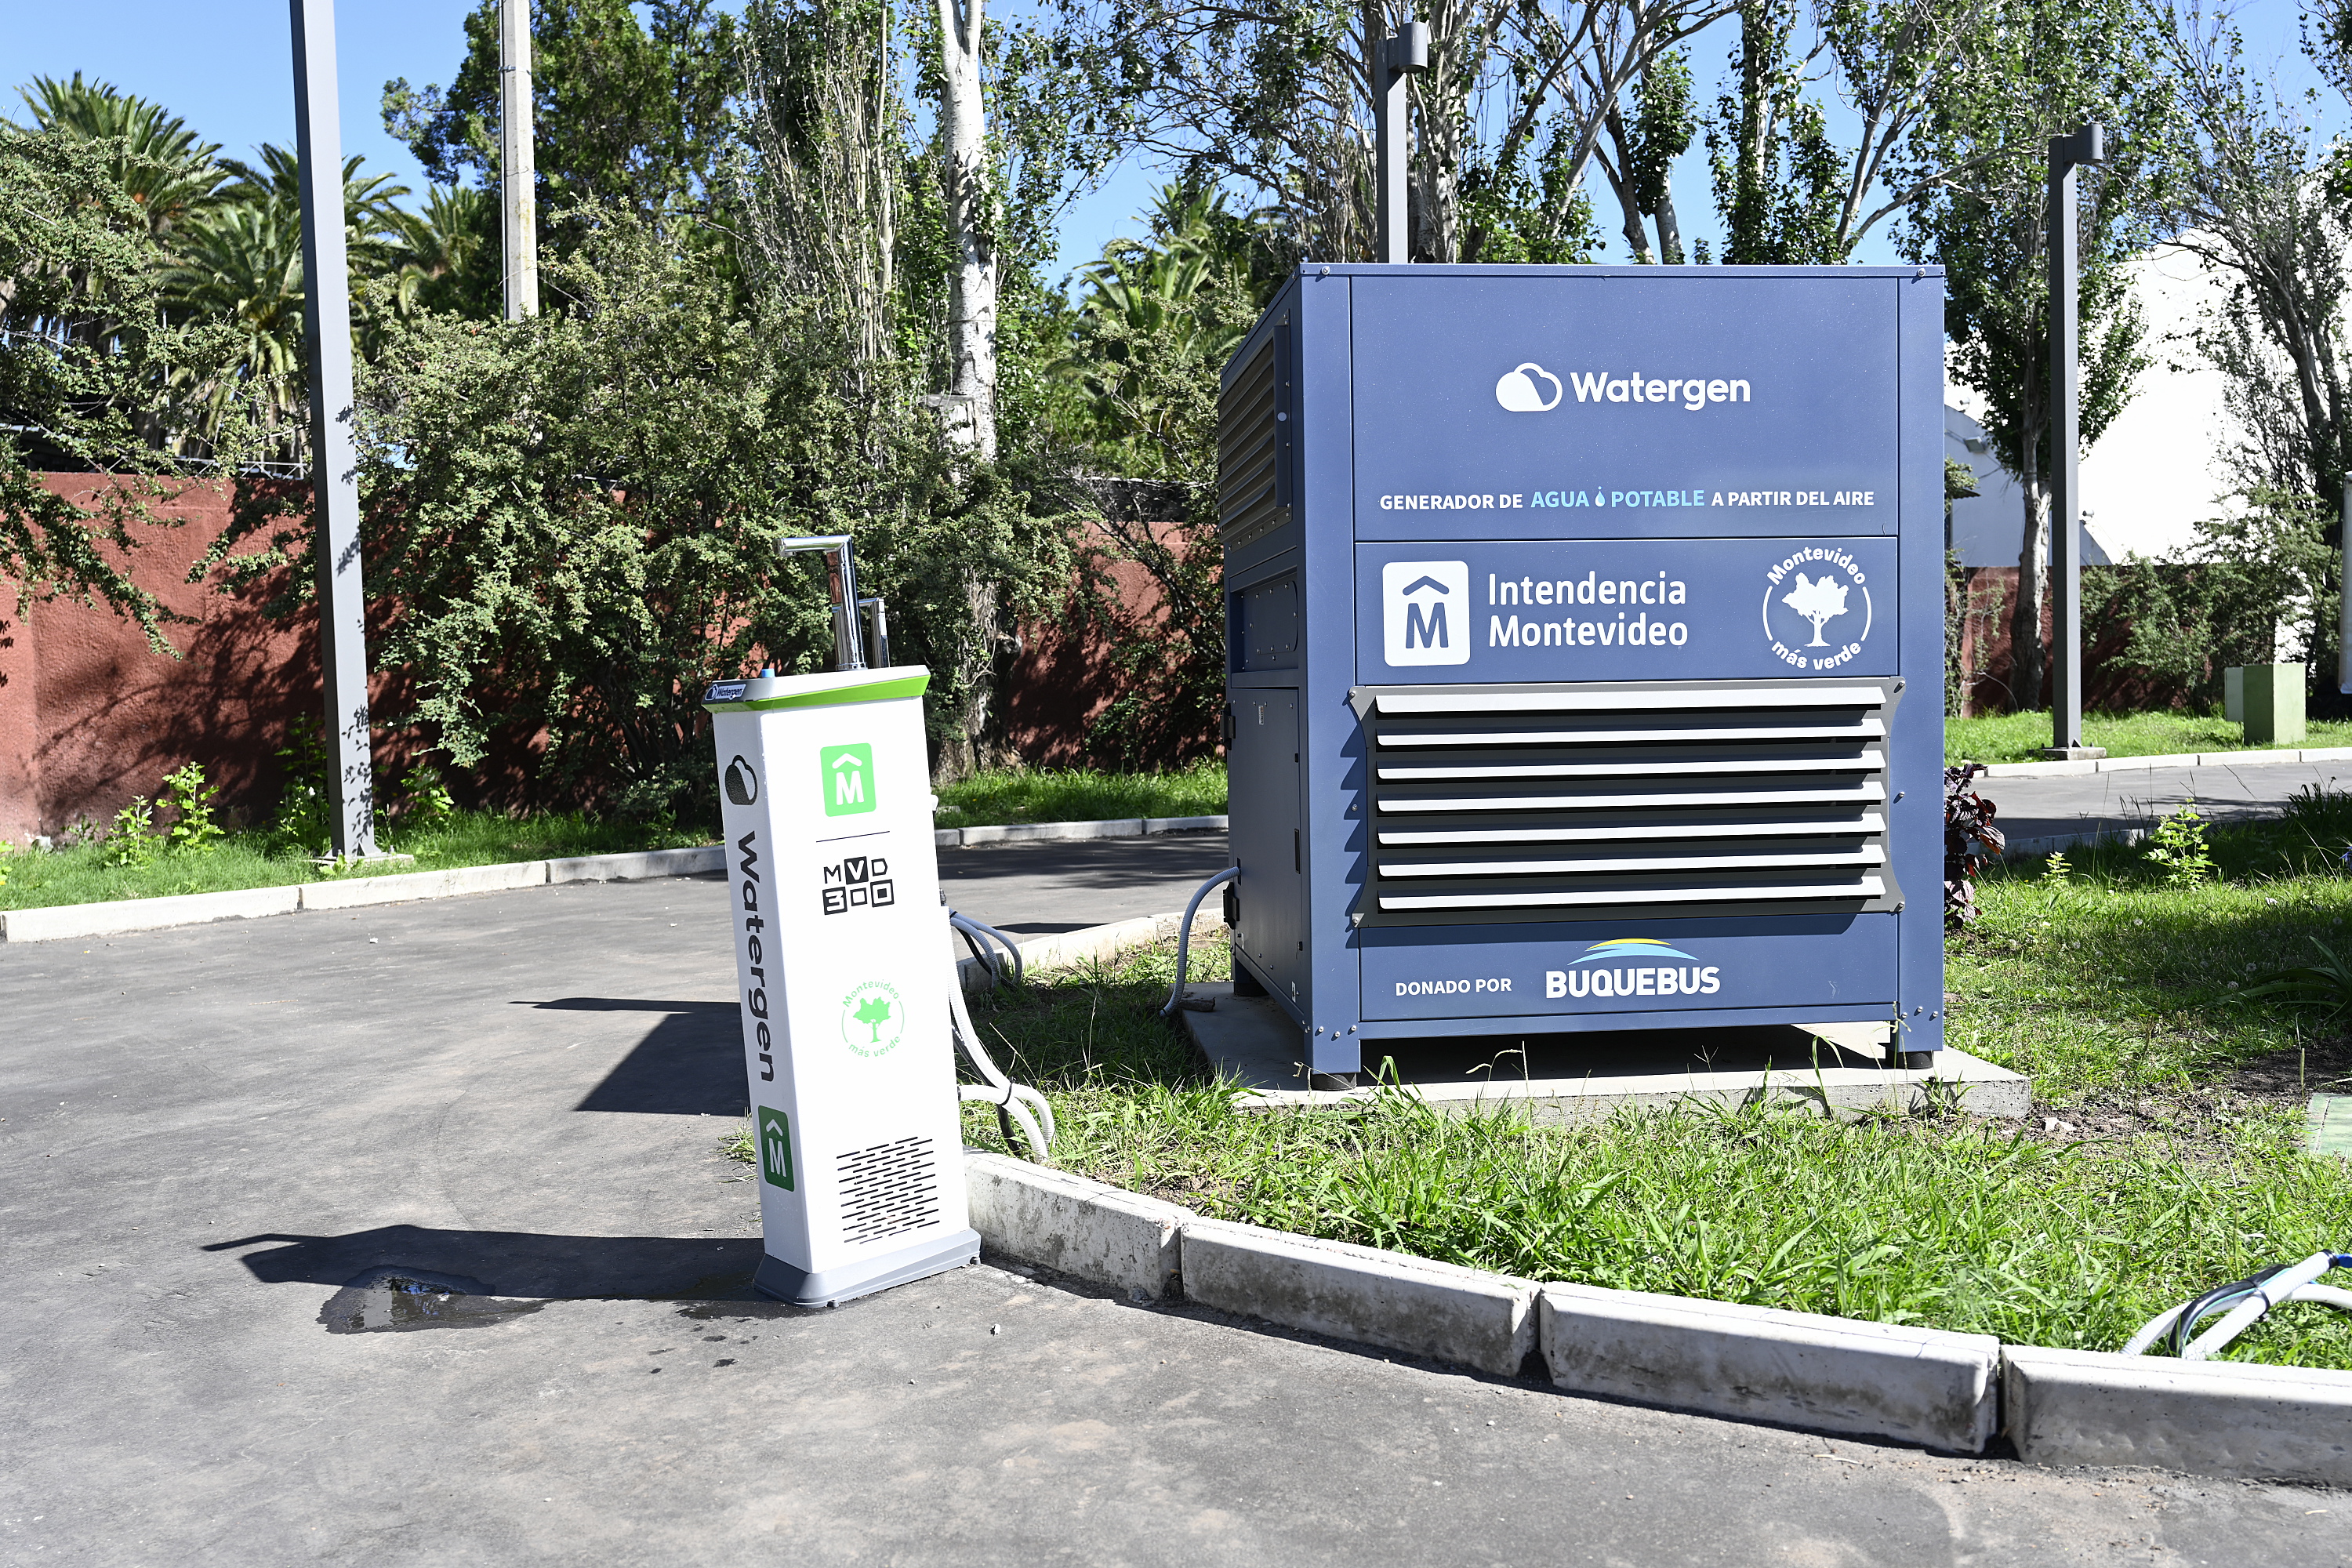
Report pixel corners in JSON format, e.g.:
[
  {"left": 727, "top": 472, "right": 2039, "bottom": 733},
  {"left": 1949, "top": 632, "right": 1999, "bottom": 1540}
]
[{"left": 1495, "top": 362, "right": 1563, "bottom": 412}]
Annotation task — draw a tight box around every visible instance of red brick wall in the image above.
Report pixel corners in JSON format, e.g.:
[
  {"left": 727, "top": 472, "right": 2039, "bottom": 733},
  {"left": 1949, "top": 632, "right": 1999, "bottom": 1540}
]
[
  {"left": 1, "top": 475, "right": 341, "bottom": 841},
  {"left": 2, "top": 477, "right": 1200, "bottom": 840}
]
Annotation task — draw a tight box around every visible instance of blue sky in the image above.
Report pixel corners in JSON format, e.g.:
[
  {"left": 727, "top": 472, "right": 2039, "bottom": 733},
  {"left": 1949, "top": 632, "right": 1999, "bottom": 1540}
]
[{"left": 5, "top": 0, "right": 2337, "bottom": 285}]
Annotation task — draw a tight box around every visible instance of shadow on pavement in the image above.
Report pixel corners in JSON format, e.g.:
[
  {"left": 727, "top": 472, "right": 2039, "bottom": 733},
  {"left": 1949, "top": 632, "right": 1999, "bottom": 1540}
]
[
  {"left": 207, "top": 1225, "right": 765, "bottom": 1301},
  {"left": 521, "top": 998, "right": 746, "bottom": 1116}
]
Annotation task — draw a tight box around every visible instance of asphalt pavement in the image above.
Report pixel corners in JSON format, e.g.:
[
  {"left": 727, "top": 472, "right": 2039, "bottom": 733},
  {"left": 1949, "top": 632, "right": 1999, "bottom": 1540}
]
[
  {"left": 5, "top": 875, "right": 2347, "bottom": 1563},
  {"left": 1977, "top": 757, "right": 2352, "bottom": 844}
]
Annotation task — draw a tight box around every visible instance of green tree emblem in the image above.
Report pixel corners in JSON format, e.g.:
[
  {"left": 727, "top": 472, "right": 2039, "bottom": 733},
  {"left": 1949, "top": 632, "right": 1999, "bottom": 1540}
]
[{"left": 852, "top": 994, "right": 893, "bottom": 1043}]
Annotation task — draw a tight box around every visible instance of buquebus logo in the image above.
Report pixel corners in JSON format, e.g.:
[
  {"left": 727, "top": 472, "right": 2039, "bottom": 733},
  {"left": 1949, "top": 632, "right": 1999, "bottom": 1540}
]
[
  {"left": 1544, "top": 937, "right": 1721, "bottom": 1000},
  {"left": 1381, "top": 560, "right": 1471, "bottom": 666}
]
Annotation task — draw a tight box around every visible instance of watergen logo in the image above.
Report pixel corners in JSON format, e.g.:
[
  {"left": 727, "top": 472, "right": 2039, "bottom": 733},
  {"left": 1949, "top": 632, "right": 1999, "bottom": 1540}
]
[
  {"left": 1544, "top": 938, "right": 1721, "bottom": 1000},
  {"left": 1497, "top": 361, "right": 1753, "bottom": 413},
  {"left": 1381, "top": 560, "right": 1471, "bottom": 666},
  {"left": 1494, "top": 362, "right": 1563, "bottom": 412},
  {"left": 820, "top": 742, "right": 876, "bottom": 815},
  {"left": 757, "top": 1105, "right": 795, "bottom": 1190},
  {"left": 724, "top": 753, "right": 759, "bottom": 807}
]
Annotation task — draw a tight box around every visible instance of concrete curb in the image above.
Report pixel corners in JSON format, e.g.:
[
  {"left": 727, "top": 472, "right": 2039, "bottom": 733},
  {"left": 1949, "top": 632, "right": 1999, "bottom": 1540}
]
[
  {"left": 1, "top": 844, "right": 725, "bottom": 943},
  {"left": 2002, "top": 1346, "right": 2352, "bottom": 1485},
  {"left": 935, "top": 814, "right": 1228, "bottom": 849},
  {"left": 1999, "top": 828, "right": 2149, "bottom": 860},
  {"left": 548, "top": 845, "right": 724, "bottom": 883},
  {"left": 1976, "top": 746, "right": 2352, "bottom": 779},
  {"left": 954, "top": 908, "right": 1223, "bottom": 993},
  {"left": 297, "top": 859, "right": 550, "bottom": 911},
  {"left": 964, "top": 1152, "right": 1186, "bottom": 1298},
  {"left": 0, "top": 884, "right": 301, "bottom": 944},
  {"left": 1540, "top": 1283, "right": 1999, "bottom": 1452},
  {"left": 1179, "top": 1217, "right": 1539, "bottom": 1378}
]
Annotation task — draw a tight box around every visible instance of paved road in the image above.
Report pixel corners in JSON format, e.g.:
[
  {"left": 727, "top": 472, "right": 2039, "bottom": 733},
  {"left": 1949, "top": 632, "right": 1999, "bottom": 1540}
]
[
  {"left": 941, "top": 757, "right": 2352, "bottom": 939},
  {"left": 5, "top": 878, "right": 2345, "bottom": 1562},
  {"left": 1979, "top": 758, "right": 2352, "bottom": 844},
  {"left": 938, "top": 829, "right": 1231, "bottom": 937}
]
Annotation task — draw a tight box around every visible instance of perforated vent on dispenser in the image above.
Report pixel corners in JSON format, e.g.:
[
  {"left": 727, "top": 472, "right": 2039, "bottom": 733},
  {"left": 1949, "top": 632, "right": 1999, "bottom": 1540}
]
[
  {"left": 835, "top": 1135, "right": 940, "bottom": 1245},
  {"left": 1356, "top": 677, "right": 1904, "bottom": 926}
]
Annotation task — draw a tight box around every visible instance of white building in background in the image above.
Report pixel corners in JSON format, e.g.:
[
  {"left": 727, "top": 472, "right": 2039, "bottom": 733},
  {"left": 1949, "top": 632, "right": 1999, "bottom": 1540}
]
[{"left": 1946, "top": 242, "right": 2238, "bottom": 570}]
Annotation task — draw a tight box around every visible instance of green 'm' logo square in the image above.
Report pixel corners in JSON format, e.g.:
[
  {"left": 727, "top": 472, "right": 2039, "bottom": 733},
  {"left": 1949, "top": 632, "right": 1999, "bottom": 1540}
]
[
  {"left": 820, "top": 743, "right": 876, "bottom": 815},
  {"left": 757, "top": 1106, "right": 795, "bottom": 1190}
]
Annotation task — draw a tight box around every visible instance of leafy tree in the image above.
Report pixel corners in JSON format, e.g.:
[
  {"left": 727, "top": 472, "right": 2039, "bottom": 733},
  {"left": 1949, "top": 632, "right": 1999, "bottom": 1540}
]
[
  {"left": 383, "top": 0, "right": 741, "bottom": 230},
  {"left": 1598, "top": 48, "right": 1697, "bottom": 263},
  {"left": 0, "top": 125, "right": 241, "bottom": 649},
  {"left": 1050, "top": 0, "right": 1728, "bottom": 265},
  {"left": 1900, "top": 0, "right": 2180, "bottom": 711}
]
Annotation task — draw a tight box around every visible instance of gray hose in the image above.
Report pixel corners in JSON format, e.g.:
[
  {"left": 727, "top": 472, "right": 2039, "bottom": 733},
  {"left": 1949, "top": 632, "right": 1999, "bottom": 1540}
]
[
  {"left": 1160, "top": 865, "right": 1240, "bottom": 1018},
  {"left": 949, "top": 910, "right": 1024, "bottom": 987}
]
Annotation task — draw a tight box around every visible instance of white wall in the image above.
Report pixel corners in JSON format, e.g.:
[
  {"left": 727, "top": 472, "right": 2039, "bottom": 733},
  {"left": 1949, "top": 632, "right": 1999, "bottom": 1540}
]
[{"left": 1947, "top": 241, "right": 2238, "bottom": 567}]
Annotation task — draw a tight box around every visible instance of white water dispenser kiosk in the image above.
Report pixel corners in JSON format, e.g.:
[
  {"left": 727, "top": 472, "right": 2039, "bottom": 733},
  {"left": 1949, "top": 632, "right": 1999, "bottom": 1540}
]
[{"left": 702, "top": 535, "right": 981, "bottom": 1306}]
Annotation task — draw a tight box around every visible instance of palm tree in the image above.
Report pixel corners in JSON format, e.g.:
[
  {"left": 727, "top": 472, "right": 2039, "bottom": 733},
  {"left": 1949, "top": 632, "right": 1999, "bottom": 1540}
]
[
  {"left": 1057, "top": 185, "right": 1254, "bottom": 453},
  {"left": 14, "top": 73, "right": 223, "bottom": 241},
  {"left": 158, "top": 144, "right": 427, "bottom": 448},
  {"left": 158, "top": 201, "right": 308, "bottom": 448}
]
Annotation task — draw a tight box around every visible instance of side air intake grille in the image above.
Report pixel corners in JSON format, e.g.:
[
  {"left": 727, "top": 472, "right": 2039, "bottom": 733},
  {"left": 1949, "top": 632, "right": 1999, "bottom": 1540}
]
[
  {"left": 1354, "top": 678, "right": 1904, "bottom": 927},
  {"left": 1217, "top": 321, "right": 1290, "bottom": 550},
  {"left": 836, "top": 1135, "right": 941, "bottom": 1245}
]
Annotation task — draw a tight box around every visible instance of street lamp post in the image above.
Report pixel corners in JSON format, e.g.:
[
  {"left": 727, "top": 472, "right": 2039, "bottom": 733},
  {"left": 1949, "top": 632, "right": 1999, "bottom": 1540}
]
[
  {"left": 290, "top": 0, "right": 379, "bottom": 857},
  {"left": 500, "top": 0, "right": 538, "bottom": 321},
  {"left": 2045, "top": 122, "right": 2107, "bottom": 761},
  {"left": 1374, "top": 20, "right": 1428, "bottom": 264}
]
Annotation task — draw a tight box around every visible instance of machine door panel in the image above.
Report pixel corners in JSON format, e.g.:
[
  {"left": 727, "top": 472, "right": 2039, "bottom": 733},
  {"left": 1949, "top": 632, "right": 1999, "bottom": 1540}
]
[{"left": 1229, "top": 688, "right": 1304, "bottom": 1007}]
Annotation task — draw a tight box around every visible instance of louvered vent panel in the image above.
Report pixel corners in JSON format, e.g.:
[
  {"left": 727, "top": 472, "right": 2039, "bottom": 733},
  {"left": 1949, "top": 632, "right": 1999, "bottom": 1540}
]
[
  {"left": 836, "top": 1134, "right": 941, "bottom": 1245},
  {"left": 1217, "top": 323, "right": 1288, "bottom": 550},
  {"left": 1357, "top": 679, "right": 1904, "bottom": 927}
]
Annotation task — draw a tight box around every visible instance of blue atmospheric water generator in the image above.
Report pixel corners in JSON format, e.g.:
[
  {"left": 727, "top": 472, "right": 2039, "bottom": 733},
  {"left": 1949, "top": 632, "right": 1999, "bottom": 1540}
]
[{"left": 1217, "top": 263, "right": 1946, "bottom": 1077}]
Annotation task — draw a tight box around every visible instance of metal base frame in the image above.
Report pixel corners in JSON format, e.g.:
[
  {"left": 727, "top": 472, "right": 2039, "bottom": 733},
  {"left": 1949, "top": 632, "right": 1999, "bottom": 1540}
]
[{"left": 754, "top": 1228, "right": 981, "bottom": 1308}]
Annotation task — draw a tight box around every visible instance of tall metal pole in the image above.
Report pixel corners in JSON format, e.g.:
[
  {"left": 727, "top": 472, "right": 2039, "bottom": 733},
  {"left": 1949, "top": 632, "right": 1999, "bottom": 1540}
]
[
  {"left": 2339, "top": 478, "right": 2352, "bottom": 695},
  {"left": 290, "top": 0, "right": 378, "bottom": 858},
  {"left": 2045, "top": 123, "right": 2104, "bottom": 759},
  {"left": 500, "top": 0, "right": 539, "bottom": 321},
  {"left": 1374, "top": 21, "right": 1427, "bottom": 263}
]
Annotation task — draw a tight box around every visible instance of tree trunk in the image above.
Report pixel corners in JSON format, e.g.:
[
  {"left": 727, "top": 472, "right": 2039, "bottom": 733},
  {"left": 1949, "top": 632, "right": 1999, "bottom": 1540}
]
[
  {"left": 2013, "top": 436, "right": 2048, "bottom": 714},
  {"left": 935, "top": 0, "right": 996, "bottom": 460},
  {"left": 932, "top": 0, "right": 1000, "bottom": 783}
]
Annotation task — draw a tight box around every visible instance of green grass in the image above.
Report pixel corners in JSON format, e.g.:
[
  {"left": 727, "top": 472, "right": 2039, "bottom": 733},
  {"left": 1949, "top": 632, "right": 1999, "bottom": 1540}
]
[
  {"left": 0, "top": 808, "right": 710, "bottom": 911},
  {"left": 931, "top": 760, "right": 1226, "bottom": 830},
  {"left": 720, "top": 792, "right": 2352, "bottom": 1367},
  {"left": 1947, "top": 709, "right": 2352, "bottom": 764},
  {"left": 4, "top": 762, "right": 1232, "bottom": 910}
]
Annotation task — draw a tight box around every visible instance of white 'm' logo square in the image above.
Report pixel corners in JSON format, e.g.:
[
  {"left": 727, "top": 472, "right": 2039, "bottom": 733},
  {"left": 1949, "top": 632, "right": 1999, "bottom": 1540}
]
[{"left": 1382, "top": 561, "right": 1471, "bottom": 666}]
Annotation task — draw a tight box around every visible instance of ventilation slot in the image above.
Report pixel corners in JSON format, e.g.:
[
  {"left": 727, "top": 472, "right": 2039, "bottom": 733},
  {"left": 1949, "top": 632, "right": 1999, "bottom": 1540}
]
[
  {"left": 1356, "top": 679, "right": 1903, "bottom": 926},
  {"left": 836, "top": 1135, "right": 941, "bottom": 1245},
  {"left": 1217, "top": 322, "right": 1290, "bottom": 550}
]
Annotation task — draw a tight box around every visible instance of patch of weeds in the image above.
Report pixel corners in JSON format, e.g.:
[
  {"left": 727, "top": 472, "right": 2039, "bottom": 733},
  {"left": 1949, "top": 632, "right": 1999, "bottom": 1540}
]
[
  {"left": 160, "top": 762, "right": 226, "bottom": 855},
  {"left": 102, "top": 797, "right": 161, "bottom": 869}
]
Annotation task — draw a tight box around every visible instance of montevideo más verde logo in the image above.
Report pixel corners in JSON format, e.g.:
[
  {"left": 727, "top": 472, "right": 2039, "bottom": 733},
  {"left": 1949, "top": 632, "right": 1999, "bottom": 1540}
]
[
  {"left": 1544, "top": 937, "right": 1721, "bottom": 1000},
  {"left": 1760, "top": 546, "right": 1875, "bottom": 672}
]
